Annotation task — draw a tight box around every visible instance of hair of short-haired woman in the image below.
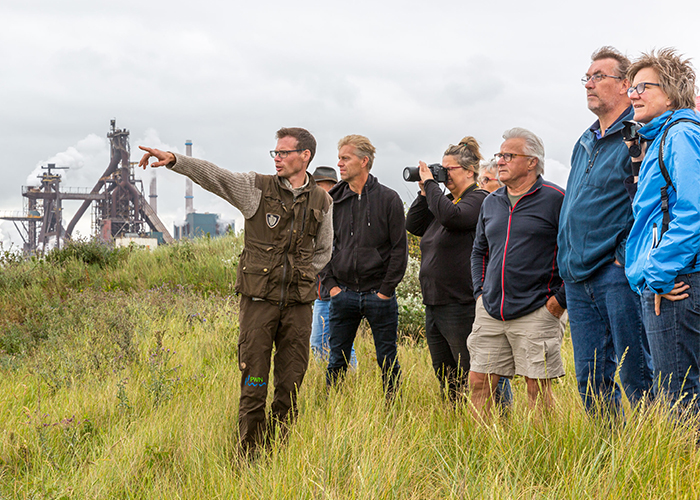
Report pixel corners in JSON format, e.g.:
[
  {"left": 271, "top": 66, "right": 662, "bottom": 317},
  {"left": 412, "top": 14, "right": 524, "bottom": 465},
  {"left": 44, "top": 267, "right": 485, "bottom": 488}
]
[
  {"left": 501, "top": 127, "right": 545, "bottom": 176},
  {"left": 591, "top": 46, "right": 631, "bottom": 79},
  {"left": 442, "top": 136, "right": 483, "bottom": 178},
  {"left": 479, "top": 158, "right": 504, "bottom": 187},
  {"left": 627, "top": 48, "right": 697, "bottom": 110},
  {"left": 337, "top": 134, "right": 376, "bottom": 171},
  {"left": 276, "top": 127, "right": 317, "bottom": 165}
]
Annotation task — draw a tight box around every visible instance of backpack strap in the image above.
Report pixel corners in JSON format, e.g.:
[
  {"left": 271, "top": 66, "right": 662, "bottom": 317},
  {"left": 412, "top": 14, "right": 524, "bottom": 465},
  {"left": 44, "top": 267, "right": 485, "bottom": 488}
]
[{"left": 658, "top": 118, "right": 700, "bottom": 238}]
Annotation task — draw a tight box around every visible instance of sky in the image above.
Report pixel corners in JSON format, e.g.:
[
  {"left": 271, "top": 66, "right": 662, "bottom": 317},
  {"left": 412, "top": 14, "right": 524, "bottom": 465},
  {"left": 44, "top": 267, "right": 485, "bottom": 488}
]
[{"left": 1, "top": 0, "right": 699, "bottom": 249}]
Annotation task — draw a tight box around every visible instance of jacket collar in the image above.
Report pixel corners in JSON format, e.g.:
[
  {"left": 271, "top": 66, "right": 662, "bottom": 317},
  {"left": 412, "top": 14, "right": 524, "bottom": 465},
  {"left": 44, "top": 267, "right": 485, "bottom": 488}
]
[
  {"left": 588, "top": 105, "right": 634, "bottom": 138},
  {"left": 276, "top": 172, "right": 315, "bottom": 194},
  {"left": 639, "top": 108, "right": 700, "bottom": 141},
  {"left": 492, "top": 175, "right": 544, "bottom": 200},
  {"left": 330, "top": 173, "right": 377, "bottom": 202}
]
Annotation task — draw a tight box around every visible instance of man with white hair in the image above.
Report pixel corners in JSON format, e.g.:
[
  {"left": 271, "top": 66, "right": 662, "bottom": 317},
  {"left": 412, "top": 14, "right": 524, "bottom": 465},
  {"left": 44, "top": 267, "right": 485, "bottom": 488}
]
[{"left": 469, "top": 127, "right": 566, "bottom": 415}]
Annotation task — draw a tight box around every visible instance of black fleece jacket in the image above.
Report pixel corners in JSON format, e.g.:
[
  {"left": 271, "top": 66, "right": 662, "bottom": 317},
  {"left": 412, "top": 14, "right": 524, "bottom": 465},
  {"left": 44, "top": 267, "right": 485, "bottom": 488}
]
[
  {"left": 322, "top": 174, "right": 408, "bottom": 296},
  {"left": 471, "top": 176, "right": 566, "bottom": 321},
  {"left": 406, "top": 180, "right": 487, "bottom": 305}
]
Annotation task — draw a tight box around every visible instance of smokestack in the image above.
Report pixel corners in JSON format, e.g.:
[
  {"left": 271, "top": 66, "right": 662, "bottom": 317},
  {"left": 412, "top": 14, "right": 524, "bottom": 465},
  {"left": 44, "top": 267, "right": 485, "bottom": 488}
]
[
  {"left": 185, "top": 139, "right": 194, "bottom": 214},
  {"left": 149, "top": 174, "right": 157, "bottom": 213}
]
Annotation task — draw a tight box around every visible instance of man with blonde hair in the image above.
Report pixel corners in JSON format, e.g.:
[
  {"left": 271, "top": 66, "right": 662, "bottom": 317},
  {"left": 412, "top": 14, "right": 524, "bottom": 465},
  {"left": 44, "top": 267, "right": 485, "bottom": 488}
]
[{"left": 323, "top": 134, "right": 408, "bottom": 399}]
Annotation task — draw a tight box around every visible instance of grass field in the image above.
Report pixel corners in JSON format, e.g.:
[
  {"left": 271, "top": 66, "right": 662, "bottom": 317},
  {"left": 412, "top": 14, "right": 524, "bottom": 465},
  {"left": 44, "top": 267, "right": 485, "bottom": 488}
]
[{"left": 0, "top": 236, "right": 698, "bottom": 499}]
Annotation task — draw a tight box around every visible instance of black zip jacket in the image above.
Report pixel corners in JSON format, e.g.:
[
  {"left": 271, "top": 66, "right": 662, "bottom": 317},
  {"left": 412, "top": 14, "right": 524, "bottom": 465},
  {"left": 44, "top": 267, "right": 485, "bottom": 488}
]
[
  {"left": 322, "top": 174, "right": 408, "bottom": 296},
  {"left": 471, "top": 176, "right": 566, "bottom": 321},
  {"left": 406, "top": 180, "right": 487, "bottom": 305}
]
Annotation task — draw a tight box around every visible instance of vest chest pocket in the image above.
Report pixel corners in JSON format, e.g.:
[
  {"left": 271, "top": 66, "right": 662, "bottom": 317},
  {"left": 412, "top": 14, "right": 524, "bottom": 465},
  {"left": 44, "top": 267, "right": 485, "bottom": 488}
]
[{"left": 306, "top": 208, "right": 323, "bottom": 237}]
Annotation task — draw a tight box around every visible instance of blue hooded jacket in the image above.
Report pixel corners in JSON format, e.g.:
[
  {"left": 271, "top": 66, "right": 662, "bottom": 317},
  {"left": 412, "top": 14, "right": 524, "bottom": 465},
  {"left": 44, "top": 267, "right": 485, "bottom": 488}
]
[
  {"left": 625, "top": 108, "right": 700, "bottom": 295},
  {"left": 558, "top": 106, "right": 635, "bottom": 283}
]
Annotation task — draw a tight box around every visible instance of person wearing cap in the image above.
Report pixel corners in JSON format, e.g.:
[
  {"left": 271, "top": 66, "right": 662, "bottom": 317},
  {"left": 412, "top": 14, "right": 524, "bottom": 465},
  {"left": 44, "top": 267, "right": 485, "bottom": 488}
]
[{"left": 310, "top": 166, "right": 357, "bottom": 369}]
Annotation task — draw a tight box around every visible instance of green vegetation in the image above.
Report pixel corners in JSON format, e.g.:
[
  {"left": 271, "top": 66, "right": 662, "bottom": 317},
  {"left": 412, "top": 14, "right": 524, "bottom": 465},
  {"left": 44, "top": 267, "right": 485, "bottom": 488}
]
[{"left": 0, "top": 236, "right": 698, "bottom": 499}]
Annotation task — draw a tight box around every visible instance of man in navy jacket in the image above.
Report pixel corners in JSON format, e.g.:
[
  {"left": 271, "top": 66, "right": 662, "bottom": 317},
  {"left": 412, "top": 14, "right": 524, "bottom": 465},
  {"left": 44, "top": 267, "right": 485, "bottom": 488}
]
[
  {"left": 469, "top": 127, "right": 566, "bottom": 415},
  {"left": 558, "top": 47, "right": 653, "bottom": 413}
]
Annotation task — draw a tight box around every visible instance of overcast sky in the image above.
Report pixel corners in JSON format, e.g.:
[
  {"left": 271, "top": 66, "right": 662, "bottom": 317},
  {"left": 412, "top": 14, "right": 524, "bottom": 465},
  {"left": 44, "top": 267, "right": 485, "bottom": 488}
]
[{"left": 2, "top": 0, "right": 699, "bottom": 249}]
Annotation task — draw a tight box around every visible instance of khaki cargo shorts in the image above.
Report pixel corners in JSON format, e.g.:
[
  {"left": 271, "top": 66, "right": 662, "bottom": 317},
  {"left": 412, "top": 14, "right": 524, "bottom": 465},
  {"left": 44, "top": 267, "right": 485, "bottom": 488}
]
[{"left": 467, "top": 296, "right": 565, "bottom": 379}]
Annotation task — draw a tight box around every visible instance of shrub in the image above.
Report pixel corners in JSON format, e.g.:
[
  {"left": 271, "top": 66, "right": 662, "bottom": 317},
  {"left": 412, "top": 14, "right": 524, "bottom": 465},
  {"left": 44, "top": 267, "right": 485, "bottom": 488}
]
[
  {"left": 396, "top": 254, "right": 425, "bottom": 342},
  {"left": 45, "top": 239, "right": 127, "bottom": 269}
]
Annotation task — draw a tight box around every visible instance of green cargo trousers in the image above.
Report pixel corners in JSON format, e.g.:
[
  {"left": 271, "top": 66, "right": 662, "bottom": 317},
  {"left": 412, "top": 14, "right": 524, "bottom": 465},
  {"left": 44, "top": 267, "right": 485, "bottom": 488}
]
[{"left": 237, "top": 295, "right": 312, "bottom": 456}]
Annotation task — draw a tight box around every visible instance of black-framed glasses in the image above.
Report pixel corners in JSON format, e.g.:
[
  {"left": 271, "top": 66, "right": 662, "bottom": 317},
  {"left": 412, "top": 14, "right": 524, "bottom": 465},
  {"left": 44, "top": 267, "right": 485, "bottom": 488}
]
[
  {"left": 494, "top": 152, "right": 534, "bottom": 163},
  {"left": 581, "top": 74, "right": 623, "bottom": 86},
  {"left": 627, "top": 82, "right": 661, "bottom": 97},
  {"left": 270, "top": 149, "right": 303, "bottom": 159}
]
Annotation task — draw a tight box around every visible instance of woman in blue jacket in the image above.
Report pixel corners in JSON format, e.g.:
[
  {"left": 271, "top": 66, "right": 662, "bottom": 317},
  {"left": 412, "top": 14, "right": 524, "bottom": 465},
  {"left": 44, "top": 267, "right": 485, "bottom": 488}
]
[{"left": 625, "top": 48, "right": 700, "bottom": 412}]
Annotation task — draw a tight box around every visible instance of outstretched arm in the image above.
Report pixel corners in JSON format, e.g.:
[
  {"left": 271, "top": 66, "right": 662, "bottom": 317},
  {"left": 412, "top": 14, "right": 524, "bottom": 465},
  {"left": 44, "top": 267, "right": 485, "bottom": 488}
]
[{"left": 138, "top": 147, "right": 261, "bottom": 219}]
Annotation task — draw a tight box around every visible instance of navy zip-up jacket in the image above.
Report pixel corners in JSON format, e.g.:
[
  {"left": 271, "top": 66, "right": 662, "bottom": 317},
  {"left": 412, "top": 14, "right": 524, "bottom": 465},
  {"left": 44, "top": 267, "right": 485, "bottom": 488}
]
[
  {"left": 558, "top": 106, "right": 635, "bottom": 282},
  {"left": 471, "top": 176, "right": 566, "bottom": 321}
]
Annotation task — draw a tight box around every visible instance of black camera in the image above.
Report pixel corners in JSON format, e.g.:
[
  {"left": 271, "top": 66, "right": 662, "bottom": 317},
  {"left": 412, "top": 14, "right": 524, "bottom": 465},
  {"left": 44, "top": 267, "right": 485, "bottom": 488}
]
[
  {"left": 621, "top": 120, "right": 642, "bottom": 142},
  {"left": 622, "top": 120, "right": 644, "bottom": 158},
  {"left": 403, "top": 163, "right": 448, "bottom": 183}
]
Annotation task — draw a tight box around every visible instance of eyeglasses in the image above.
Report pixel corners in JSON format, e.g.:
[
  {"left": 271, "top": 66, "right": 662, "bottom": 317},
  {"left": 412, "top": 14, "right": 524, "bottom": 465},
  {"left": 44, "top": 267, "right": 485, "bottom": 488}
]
[
  {"left": 581, "top": 74, "right": 623, "bottom": 86},
  {"left": 494, "top": 152, "right": 534, "bottom": 163},
  {"left": 270, "top": 149, "right": 303, "bottom": 159},
  {"left": 627, "top": 82, "right": 661, "bottom": 97},
  {"left": 479, "top": 177, "right": 496, "bottom": 184}
]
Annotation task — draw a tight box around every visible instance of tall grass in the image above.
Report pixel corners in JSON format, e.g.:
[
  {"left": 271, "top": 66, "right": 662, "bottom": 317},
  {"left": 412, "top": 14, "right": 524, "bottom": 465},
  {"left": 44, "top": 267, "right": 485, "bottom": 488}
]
[{"left": 0, "top": 236, "right": 698, "bottom": 499}]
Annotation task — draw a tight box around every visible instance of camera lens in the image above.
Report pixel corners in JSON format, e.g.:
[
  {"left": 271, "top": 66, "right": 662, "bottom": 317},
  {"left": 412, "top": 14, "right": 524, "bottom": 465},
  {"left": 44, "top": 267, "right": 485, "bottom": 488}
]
[{"left": 403, "top": 167, "right": 420, "bottom": 182}]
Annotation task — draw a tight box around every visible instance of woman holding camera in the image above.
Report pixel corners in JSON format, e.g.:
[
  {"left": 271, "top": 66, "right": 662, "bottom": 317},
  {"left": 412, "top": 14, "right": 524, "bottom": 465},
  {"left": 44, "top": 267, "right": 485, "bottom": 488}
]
[
  {"left": 406, "top": 138, "right": 509, "bottom": 403},
  {"left": 625, "top": 48, "right": 700, "bottom": 412}
]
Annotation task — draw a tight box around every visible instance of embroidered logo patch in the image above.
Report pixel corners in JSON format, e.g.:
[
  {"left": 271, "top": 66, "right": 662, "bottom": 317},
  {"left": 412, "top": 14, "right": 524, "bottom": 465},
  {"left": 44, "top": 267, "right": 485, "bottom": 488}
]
[
  {"left": 266, "top": 213, "right": 281, "bottom": 228},
  {"left": 244, "top": 375, "right": 267, "bottom": 387}
]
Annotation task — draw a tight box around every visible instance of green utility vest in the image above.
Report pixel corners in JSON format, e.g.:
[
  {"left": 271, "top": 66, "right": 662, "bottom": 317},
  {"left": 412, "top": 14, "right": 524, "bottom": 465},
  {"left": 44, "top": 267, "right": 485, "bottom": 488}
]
[{"left": 235, "top": 174, "right": 330, "bottom": 306}]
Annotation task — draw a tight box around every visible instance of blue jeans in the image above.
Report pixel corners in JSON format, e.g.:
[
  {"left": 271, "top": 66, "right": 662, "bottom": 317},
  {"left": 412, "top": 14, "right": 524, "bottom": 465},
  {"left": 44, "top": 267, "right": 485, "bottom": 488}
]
[
  {"left": 326, "top": 288, "right": 400, "bottom": 395},
  {"left": 567, "top": 262, "right": 654, "bottom": 412},
  {"left": 642, "top": 272, "right": 700, "bottom": 413},
  {"left": 425, "top": 303, "right": 512, "bottom": 405},
  {"left": 310, "top": 299, "right": 357, "bottom": 369}
]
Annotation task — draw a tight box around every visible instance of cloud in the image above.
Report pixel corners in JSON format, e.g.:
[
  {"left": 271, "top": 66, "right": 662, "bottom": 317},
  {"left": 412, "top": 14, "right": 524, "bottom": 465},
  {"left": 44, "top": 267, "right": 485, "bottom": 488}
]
[
  {"left": 25, "top": 134, "right": 109, "bottom": 187},
  {"left": 543, "top": 158, "right": 570, "bottom": 189}
]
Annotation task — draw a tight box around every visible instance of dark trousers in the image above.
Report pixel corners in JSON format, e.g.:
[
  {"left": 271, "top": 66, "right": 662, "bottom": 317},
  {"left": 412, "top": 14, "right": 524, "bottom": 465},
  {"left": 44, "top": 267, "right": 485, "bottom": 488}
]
[
  {"left": 567, "top": 263, "right": 653, "bottom": 412},
  {"left": 326, "top": 289, "right": 401, "bottom": 395},
  {"left": 237, "top": 296, "right": 312, "bottom": 455},
  {"left": 642, "top": 272, "right": 700, "bottom": 413},
  {"left": 426, "top": 303, "right": 512, "bottom": 405},
  {"left": 426, "top": 303, "right": 473, "bottom": 400}
]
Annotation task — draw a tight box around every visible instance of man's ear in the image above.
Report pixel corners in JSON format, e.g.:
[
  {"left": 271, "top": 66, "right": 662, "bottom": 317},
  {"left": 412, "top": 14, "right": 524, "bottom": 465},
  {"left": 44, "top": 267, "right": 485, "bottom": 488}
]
[
  {"left": 620, "top": 78, "right": 630, "bottom": 96},
  {"left": 361, "top": 155, "right": 370, "bottom": 170}
]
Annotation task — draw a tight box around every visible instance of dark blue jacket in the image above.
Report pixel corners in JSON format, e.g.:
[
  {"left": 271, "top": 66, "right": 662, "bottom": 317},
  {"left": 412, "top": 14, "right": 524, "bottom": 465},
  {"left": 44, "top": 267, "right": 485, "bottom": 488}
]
[
  {"left": 471, "top": 176, "right": 566, "bottom": 321},
  {"left": 558, "top": 106, "right": 635, "bottom": 282}
]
